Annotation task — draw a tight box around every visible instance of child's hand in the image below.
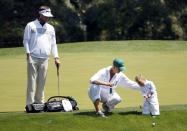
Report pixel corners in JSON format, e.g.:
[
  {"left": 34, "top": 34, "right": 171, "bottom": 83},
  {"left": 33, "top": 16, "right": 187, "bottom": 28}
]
[
  {"left": 147, "top": 92, "right": 153, "bottom": 98},
  {"left": 144, "top": 96, "right": 148, "bottom": 100},
  {"left": 147, "top": 94, "right": 152, "bottom": 98}
]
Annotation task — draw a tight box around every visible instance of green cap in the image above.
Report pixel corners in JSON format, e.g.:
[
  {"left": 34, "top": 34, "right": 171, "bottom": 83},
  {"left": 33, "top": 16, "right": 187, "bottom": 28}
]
[{"left": 113, "top": 58, "right": 126, "bottom": 72}]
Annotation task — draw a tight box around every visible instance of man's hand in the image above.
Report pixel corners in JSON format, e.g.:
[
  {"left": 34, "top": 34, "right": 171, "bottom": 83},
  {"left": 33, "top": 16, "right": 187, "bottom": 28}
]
[
  {"left": 91, "top": 80, "right": 113, "bottom": 87},
  {"left": 55, "top": 57, "right": 60, "bottom": 67},
  {"left": 26, "top": 53, "right": 30, "bottom": 60},
  {"left": 106, "top": 83, "right": 113, "bottom": 87},
  {"left": 26, "top": 53, "right": 33, "bottom": 63},
  {"left": 55, "top": 57, "right": 60, "bottom": 75}
]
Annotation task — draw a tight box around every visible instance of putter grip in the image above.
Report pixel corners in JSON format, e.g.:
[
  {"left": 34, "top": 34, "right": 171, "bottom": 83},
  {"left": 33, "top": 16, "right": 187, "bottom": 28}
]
[{"left": 110, "top": 88, "right": 112, "bottom": 94}]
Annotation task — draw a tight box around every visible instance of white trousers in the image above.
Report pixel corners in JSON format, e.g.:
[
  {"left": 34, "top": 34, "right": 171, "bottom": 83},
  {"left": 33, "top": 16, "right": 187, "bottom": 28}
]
[
  {"left": 26, "top": 56, "right": 48, "bottom": 105},
  {"left": 88, "top": 85, "right": 121, "bottom": 111},
  {"left": 143, "top": 97, "right": 160, "bottom": 115}
]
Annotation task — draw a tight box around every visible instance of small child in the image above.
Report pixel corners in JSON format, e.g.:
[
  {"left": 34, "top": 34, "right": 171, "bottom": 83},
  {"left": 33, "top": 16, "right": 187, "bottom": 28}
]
[{"left": 135, "top": 74, "right": 160, "bottom": 116}]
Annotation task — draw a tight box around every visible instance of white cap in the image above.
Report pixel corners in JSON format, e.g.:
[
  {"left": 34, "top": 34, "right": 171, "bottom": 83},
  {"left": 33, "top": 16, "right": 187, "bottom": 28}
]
[{"left": 39, "top": 8, "right": 53, "bottom": 17}]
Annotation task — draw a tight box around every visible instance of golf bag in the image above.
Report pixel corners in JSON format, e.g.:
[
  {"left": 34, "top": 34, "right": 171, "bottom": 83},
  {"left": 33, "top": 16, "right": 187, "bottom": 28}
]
[{"left": 45, "top": 96, "right": 79, "bottom": 112}]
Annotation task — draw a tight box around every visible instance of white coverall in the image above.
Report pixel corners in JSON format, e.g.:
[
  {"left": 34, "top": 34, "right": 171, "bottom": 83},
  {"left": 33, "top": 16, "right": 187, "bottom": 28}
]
[
  {"left": 141, "top": 80, "right": 160, "bottom": 115},
  {"left": 88, "top": 66, "right": 140, "bottom": 111}
]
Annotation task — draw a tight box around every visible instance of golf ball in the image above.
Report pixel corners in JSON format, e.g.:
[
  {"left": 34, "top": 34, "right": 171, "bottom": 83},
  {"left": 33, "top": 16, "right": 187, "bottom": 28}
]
[{"left": 152, "top": 122, "right": 156, "bottom": 126}]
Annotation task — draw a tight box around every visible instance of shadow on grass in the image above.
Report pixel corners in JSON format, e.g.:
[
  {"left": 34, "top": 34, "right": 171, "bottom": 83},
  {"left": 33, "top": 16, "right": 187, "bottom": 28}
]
[
  {"left": 74, "top": 111, "right": 96, "bottom": 117},
  {"left": 74, "top": 111, "right": 114, "bottom": 117},
  {"left": 0, "top": 111, "right": 24, "bottom": 114},
  {"left": 74, "top": 110, "right": 141, "bottom": 117},
  {"left": 118, "top": 111, "right": 142, "bottom": 116}
]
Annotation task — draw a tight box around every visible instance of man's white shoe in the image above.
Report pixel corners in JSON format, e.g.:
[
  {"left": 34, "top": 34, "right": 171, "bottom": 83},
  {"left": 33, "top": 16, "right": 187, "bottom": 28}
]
[{"left": 96, "top": 111, "right": 107, "bottom": 118}]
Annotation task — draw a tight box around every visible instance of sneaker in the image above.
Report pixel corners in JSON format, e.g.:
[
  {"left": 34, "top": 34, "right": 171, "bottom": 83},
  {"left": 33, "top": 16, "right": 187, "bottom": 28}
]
[
  {"left": 96, "top": 111, "right": 107, "bottom": 118},
  {"left": 102, "top": 103, "right": 112, "bottom": 113}
]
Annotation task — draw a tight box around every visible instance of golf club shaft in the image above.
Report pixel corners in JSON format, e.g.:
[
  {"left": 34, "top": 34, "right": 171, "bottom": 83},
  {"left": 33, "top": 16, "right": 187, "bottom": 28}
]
[
  {"left": 58, "top": 73, "right": 60, "bottom": 96},
  {"left": 57, "top": 67, "right": 60, "bottom": 96}
]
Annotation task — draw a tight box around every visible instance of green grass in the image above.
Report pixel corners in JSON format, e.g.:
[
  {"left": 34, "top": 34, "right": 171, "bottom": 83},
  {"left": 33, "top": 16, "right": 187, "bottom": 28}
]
[
  {"left": 0, "top": 105, "right": 186, "bottom": 131},
  {"left": 0, "top": 40, "right": 187, "bottom": 111},
  {"left": 0, "top": 40, "right": 187, "bottom": 130}
]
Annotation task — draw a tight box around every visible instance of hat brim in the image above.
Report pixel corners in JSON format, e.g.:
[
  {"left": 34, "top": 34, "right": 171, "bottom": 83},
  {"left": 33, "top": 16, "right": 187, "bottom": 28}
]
[
  {"left": 40, "top": 12, "right": 53, "bottom": 17},
  {"left": 119, "top": 67, "right": 126, "bottom": 72}
]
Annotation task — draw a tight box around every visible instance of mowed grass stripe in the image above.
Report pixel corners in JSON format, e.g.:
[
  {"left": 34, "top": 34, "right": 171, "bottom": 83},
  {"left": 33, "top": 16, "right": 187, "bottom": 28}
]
[{"left": 0, "top": 40, "right": 187, "bottom": 57}]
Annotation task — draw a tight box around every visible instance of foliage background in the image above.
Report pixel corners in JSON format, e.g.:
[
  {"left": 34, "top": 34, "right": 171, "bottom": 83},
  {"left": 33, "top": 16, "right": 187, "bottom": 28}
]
[{"left": 0, "top": 0, "right": 187, "bottom": 47}]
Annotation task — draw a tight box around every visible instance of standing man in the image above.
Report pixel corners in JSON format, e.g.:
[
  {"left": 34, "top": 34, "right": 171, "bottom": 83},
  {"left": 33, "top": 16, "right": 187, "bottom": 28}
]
[
  {"left": 88, "top": 58, "right": 140, "bottom": 117},
  {"left": 23, "top": 6, "right": 60, "bottom": 110}
]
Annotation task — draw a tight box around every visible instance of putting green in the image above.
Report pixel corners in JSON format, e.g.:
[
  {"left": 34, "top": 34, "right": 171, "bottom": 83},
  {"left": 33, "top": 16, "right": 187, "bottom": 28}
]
[{"left": 0, "top": 41, "right": 186, "bottom": 111}]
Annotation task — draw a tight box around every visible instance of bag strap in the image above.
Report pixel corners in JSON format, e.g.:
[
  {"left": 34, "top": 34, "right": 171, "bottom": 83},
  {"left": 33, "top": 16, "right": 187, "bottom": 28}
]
[{"left": 47, "top": 96, "right": 77, "bottom": 103}]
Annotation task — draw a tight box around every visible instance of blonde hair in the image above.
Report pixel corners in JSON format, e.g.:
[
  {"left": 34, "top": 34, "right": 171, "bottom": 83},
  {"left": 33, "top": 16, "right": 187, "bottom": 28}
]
[{"left": 135, "top": 74, "right": 145, "bottom": 82}]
